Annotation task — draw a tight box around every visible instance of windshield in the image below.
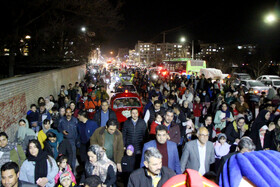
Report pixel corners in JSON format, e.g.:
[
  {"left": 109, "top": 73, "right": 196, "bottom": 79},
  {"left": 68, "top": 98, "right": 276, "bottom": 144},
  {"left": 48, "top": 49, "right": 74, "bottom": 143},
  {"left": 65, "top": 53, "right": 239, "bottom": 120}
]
[
  {"left": 248, "top": 81, "right": 265, "bottom": 87},
  {"left": 239, "top": 75, "right": 251, "bottom": 79},
  {"left": 116, "top": 85, "right": 136, "bottom": 92},
  {"left": 113, "top": 98, "right": 141, "bottom": 109}
]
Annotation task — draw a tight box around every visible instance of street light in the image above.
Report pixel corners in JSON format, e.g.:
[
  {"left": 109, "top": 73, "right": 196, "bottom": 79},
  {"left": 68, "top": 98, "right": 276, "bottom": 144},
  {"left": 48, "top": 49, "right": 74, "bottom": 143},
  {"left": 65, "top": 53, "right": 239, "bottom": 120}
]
[
  {"left": 81, "top": 26, "right": 86, "bottom": 32},
  {"left": 264, "top": 13, "right": 277, "bottom": 24},
  {"left": 180, "top": 37, "right": 186, "bottom": 43}
]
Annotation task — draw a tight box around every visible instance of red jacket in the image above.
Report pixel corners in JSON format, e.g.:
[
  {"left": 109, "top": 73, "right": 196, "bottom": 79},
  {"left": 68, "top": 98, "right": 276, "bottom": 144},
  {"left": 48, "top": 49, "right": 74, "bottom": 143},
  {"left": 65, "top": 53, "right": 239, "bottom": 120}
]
[{"left": 193, "top": 102, "right": 203, "bottom": 117}]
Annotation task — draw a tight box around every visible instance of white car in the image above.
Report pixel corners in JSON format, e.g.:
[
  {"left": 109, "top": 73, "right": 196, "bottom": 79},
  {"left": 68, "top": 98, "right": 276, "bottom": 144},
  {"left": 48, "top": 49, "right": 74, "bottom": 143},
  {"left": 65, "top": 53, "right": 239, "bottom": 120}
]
[
  {"left": 241, "top": 80, "right": 270, "bottom": 95},
  {"left": 261, "top": 79, "right": 280, "bottom": 90},
  {"left": 256, "top": 75, "right": 280, "bottom": 81}
]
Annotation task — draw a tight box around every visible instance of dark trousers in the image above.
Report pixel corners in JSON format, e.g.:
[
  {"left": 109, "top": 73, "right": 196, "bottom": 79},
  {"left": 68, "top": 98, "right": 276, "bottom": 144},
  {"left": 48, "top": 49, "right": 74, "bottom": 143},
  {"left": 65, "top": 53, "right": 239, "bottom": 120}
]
[{"left": 80, "top": 142, "right": 90, "bottom": 166}]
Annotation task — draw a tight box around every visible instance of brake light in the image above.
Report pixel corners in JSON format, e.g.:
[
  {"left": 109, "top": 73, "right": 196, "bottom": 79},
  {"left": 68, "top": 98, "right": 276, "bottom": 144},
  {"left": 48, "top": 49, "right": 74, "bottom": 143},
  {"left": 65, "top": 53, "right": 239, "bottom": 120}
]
[
  {"left": 125, "top": 90, "right": 128, "bottom": 93},
  {"left": 162, "top": 71, "right": 167, "bottom": 76},
  {"left": 254, "top": 90, "right": 259, "bottom": 94}
]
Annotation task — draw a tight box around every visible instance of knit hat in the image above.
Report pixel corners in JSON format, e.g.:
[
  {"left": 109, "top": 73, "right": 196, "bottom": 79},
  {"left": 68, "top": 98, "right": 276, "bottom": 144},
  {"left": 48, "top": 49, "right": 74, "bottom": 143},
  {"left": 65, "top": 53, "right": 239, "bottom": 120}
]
[
  {"left": 127, "top": 145, "right": 134, "bottom": 153},
  {"left": 218, "top": 133, "right": 227, "bottom": 140},
  {"left": 59, "top": 171, "right": 71, "bottom": 182}
]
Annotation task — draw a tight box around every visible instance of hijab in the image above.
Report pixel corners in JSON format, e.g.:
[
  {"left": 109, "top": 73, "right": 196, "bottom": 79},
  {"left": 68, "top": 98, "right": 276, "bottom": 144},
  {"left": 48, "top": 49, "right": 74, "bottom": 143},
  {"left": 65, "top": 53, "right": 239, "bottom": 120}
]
[
  {"left": 86, "top": 144, "right": 116, "bottom": 182},
  {"left": 17, "top": 118, "right": 36, "bottom": 142},
  {"left": 251, "top": 110, "right": 270, "bottom": 132},
  {"left": 27, "top": 140, "right": 48, "bottom": 182}
]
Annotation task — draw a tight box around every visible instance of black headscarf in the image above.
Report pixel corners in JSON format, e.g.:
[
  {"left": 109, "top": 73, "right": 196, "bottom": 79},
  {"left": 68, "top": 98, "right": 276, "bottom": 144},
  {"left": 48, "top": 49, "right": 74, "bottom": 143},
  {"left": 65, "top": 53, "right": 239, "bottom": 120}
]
[
  {"left": 250, "top": 109, "right": 270, "bottom": 132},
  {"left": 27, "top": 140, "right": 48, "bottom": 182}
]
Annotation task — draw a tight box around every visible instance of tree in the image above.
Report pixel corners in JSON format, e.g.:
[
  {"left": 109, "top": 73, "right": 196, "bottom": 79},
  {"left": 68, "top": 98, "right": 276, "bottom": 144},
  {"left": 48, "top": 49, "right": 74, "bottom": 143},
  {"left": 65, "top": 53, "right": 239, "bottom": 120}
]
[{"left": 0, "top": 0, "right": 124, "bottom": 77}]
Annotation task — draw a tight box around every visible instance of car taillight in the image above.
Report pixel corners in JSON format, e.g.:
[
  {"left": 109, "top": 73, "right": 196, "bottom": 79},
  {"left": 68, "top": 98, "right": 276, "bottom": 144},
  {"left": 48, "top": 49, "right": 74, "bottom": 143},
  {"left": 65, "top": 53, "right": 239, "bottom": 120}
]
[
  {"left": 125, "top": 90, "right": 128, "bottom": 93},
  {"left": 162, "top": 71, "right": 167, "bottom": 76},
  {"left": 254, "top": 90, "right": 259, "bottom": 94}
]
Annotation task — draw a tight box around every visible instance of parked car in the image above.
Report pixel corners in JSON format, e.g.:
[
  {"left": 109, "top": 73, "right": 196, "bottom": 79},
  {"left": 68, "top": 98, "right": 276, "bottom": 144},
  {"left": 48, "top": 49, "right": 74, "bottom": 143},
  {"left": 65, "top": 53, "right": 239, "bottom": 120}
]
[
  {"left": 110, "top": 92, "right": 143, "bottom": 128},
  {"left": 232, "top": 72, "right": 252, "bottom": 86},
  {"left": 261, "top": 79, "right": 280, "bottom": 90},
  {"left": 256, "top": 75, "right": 280, "bottom": 81},
  {"left": 241, "top": 80, "right": 270, "bottom": 95}
]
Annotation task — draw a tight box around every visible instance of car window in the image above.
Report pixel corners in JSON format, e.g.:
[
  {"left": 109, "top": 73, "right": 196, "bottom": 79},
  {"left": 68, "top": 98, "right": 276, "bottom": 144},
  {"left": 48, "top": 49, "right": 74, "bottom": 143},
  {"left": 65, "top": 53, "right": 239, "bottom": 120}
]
[
  {"left": 264, "top": 81, "right": 272, "bottom": 86},
  {"left": 273, "top": 81, "right": 280, "bottom": 86},
  {"left": 248, "top": 81, "right": 265, "bottom": 87},
  {"left": 116, "top": 85, "right": 136, "bottom": 92},
  {"left": 113, "top": 98, "right": 141, "bottom": 108},
  {"left": 263, "top": 77, "right": 267, "bottom": 79}
]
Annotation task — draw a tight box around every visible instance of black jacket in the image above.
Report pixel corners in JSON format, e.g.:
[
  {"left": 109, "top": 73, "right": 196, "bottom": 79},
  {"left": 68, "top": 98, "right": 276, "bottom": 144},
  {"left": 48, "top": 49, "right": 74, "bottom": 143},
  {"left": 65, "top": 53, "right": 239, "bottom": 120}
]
[
  {"left": 127, "top": 166, "right": 176, "bottom": 187},
  {"left": 93, "top": 108, "right": 117, "bottom": 127},
  {"left": 44, "top": 139, "right": 73, "bottom": 165},
  {"left": 122, "top": 117, "right": 148, "bottom": 153},
  {"left": 121, "top": 154, "right": 136, "bottom": 173}
]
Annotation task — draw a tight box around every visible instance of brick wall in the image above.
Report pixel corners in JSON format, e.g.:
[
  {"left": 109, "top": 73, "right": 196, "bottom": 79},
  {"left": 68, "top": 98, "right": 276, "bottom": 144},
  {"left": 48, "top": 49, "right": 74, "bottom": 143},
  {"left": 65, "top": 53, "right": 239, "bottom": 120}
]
[{"left": 0, "top": 64, "right": 86, "bottom": 140}]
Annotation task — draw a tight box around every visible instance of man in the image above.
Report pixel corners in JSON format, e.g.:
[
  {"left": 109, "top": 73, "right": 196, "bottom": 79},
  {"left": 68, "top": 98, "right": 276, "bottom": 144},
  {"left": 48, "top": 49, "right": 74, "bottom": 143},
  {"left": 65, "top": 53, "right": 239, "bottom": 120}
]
[
  {"left": 37, "top": 102, "right": 51, "bottom": 132},
  {"left": 162, "top": 109, "right": 181, "bottom": 144},
  {"left": 140, "top": 125, "right": 181, "bottom": 174},
  {"left": 122, "top": 108, "right": 148, "bottom": 168},
  {"left": 67, "top": 83, "right": 77, "bottom": 102},
  {"left": 90, "top": 119, "right": 124, "bottom": 172},
  {"left": 77, "top": 111, "right": 99, "bottom": 166},
  {"left": 1, "top": 162, "right": 36, "bottom": 187},
  {"left": 58, "top": 107, "right": 78, "bottom": 169},
  {"left": 144, "top": 100, "right": 165, "bottom": 128},
  {"left": 163, "top": 95, "right": 176, "bottom": 110},
  {"left": 180, "top": 127, "right": 215, "bottom": 175},
  {"left": 128, "top": 147, "right": 176, "bottom": 187},
  {"left": 96, "top": 85, "right": 109, "bottom": 101},
  {"left": 84, "top": 92, "right": 101, "bottom": 120},
  {"left": 144, "top": 92, "right": 159, "bottom": 115},
  {"left": 93, "top": 100, "right": 117, "bottom": 127}
]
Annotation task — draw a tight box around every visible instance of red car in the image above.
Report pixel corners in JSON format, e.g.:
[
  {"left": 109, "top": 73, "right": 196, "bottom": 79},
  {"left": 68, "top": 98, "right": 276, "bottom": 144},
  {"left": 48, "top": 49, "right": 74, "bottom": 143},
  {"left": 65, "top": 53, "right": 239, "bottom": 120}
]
[{"left": 110, "top": 91, "right": 143, "bottom": 128}]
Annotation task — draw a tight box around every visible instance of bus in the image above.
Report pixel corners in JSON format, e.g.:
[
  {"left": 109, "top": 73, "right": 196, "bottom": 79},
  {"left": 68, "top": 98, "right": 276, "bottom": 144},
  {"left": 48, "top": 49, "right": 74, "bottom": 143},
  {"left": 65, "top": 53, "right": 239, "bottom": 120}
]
[{"left": 163, "top": 58, "right": 206, "bottom": 74}]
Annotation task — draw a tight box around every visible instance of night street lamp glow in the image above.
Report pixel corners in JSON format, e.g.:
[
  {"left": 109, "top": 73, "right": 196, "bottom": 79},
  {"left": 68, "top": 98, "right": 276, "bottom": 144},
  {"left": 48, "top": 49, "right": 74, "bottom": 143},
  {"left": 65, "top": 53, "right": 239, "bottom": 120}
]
[
  {"left": 81, "top": 27, "right": 86, "bottom": 32},
  {"left": 180, "top": 37, "right": 186, "bottom": 43},
  {"left": 264, "top": 13, "right": 277, "bottom": 24}
]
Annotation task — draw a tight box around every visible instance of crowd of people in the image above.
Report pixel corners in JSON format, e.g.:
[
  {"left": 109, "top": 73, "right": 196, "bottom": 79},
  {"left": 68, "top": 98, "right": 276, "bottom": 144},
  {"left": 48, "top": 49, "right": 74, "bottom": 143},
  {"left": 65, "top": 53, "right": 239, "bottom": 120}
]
[{"left": 1, "top": 67, "right": 280, "bottom": 187}]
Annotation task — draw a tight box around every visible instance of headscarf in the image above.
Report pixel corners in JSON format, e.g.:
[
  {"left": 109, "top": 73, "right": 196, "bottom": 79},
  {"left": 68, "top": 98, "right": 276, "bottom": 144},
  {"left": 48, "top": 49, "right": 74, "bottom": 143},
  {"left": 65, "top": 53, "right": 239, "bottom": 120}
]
[
  {"left": 46, "top": 129, "right": 63, "bottom": 159},
  {"left": 17, "top": 118, "right": 36, "bottom": 142},
  {"left": 273, "top": 115, "right": 280, "bottom": 148},
  {"left": 251, "top": 110, "right": 270, "bottom": 132},
  {"left": 27, "top": 140, "right": 48, "bottom": 182},
  {"left": 86, "top": 144, "right": 116, "bottom": 182}
]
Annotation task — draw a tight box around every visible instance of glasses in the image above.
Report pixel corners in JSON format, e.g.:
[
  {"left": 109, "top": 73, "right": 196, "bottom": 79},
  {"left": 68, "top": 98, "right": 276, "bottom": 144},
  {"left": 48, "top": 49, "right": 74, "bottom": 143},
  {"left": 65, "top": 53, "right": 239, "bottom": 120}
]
[{"left": 199, "top": 134, "right": 209, "bottom": 137}]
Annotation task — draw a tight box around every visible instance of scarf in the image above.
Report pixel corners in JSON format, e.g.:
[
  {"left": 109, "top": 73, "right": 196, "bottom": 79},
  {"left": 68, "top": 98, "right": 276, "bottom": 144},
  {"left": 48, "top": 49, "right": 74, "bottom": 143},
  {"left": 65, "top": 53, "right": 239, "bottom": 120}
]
[
  {"left": 87, "top": 146, "right": 116, "bottom": 182},
  {"left": 27, "top": 149, "right": 48, "bottom": 182},
  {"left": 17, "top": 126, "right": 36, "bottom": 142},
  {"left": 0, "top": 142, "right": 17, "bottom": 169},
  {"left": 48, "top": 141, "right": 59, "bottom": 159}
]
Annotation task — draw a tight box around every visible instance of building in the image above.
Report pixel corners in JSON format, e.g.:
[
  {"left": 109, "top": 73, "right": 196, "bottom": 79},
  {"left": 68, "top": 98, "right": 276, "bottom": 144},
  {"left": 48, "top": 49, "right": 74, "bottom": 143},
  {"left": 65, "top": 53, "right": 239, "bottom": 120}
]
[{"left": 134, "top": 41, "right": 191, "bottom": 65}]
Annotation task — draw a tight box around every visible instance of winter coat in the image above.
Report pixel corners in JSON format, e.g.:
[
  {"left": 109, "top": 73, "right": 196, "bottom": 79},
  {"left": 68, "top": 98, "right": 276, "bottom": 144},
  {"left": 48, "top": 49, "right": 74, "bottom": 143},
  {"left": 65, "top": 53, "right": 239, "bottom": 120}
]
[
  {"left": 19, "top": 156, "right": 58, "bottom": 187},
  {"left": 127, "top": 166, "right": 176, "bottom": 187},
  {"left": 90, "top": 126, "right": 124, "bottom": 164},
  {"left": 58, "top": 116, "right": 78, "bottom": 141},
  {"left": 122, "top": 118, "right": 148, "bottom": 153},
  {"left": 93, "top": 108, "right": 117, "bottom": 127}
]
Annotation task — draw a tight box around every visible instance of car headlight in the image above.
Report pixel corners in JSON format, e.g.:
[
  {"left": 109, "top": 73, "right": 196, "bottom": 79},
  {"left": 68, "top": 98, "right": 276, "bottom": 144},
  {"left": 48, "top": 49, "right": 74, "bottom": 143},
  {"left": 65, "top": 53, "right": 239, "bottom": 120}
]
[{"left": 152, "top": 74, "right": 158, "bottom": 80}]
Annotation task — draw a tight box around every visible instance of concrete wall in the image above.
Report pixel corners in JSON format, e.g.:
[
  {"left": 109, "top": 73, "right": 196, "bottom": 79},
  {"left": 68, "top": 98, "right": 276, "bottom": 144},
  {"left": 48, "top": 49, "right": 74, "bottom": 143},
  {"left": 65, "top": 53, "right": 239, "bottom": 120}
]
[{"left": 0, "top": 64, "right": 86, "bottom": 139}]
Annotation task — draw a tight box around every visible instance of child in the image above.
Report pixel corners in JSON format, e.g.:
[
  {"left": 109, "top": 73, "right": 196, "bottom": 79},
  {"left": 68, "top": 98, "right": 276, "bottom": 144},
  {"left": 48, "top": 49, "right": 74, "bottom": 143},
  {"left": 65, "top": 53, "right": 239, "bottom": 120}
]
[
  {"left": 58, "top": 172, "right": 77, "bottom": 187},
  {"left": 149, "top": 112, "right": 163, "bottom": 140},
  {"left": 121, "top": 145, "right": 136, "bottom": 187},
  {"left": 193, "top": 96, "right": 203, "bottom": 129},
  {"left": 26, "top": 104, "right": 39, "bottom": 131},
  {"left": 213, "top": 133, "right": 231, "bottom": 172},
  {"left": 55, "top": 155, "right": 76, "bottom": 185}
]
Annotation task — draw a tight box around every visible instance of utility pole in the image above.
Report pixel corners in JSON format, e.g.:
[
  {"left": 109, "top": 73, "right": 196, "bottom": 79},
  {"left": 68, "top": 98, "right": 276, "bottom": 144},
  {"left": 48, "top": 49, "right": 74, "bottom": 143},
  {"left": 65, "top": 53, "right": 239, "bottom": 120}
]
[{"left": 192, "top": 40, "right": 194, "bottom": 60}]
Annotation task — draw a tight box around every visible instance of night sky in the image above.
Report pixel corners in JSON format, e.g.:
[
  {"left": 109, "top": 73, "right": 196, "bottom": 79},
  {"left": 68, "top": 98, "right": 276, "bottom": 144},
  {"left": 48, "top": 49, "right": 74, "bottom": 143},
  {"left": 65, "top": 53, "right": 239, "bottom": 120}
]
[{"left": 102, "top": 0, "right": 280, "bottom": 53}]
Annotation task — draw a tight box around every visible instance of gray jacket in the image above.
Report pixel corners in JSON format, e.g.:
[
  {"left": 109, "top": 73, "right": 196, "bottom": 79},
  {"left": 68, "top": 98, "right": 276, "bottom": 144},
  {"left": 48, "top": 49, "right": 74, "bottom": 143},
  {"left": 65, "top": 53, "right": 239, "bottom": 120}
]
[{"left": 180, "top": 140, "right": 215, "bottom": 173}]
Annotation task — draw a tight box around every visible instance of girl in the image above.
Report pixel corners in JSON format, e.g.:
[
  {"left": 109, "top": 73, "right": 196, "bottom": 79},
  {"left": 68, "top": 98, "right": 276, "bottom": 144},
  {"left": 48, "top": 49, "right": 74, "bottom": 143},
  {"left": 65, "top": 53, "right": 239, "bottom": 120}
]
[
  {"left": 55, "top": 155, "right": 76, "bottom": 185},
  {"left": 149, "top": 112, "right": 163, "bottom": 140}
]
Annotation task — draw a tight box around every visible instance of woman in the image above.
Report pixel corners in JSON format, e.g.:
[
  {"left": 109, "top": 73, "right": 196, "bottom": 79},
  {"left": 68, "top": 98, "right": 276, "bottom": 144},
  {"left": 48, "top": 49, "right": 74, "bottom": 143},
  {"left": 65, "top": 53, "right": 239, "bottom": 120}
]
[
  {"left": 45, "top": 96, "right": 54, "bottom": 112},
  {"left": 214, "top": 102, "right": 234, "bottom": 133},
  {"left": 15, "top": 118, "right": 36, "bottom": 152},
  {"left": 69, "top": 101, "right": 79, "bottom": 118},
  {"left": 84, "top": 144, "right": 117, "bottom": 187},
  {"left": 235, "top": 95, "right": 249, "bottom": 115},
  {"left": 19, "top": 139, "right": 58, "bottom": 187},
  {"left": 270, "top": 115, "right": 280, "bottom": 151},
  {"left": 44, "top": 130, "right": 73, "bottom": 167},
  {"left": 225, "top": 116, "right": 249, "bottom": 144},
  {"left": 0, "top": 132, "right": 26, "bottom": 180},
  {"left": 249, "top": 110, "right": 275, "bottom": 150},
  {"left": 38, "top": 119, "right": 52, "bottom": 149}
]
